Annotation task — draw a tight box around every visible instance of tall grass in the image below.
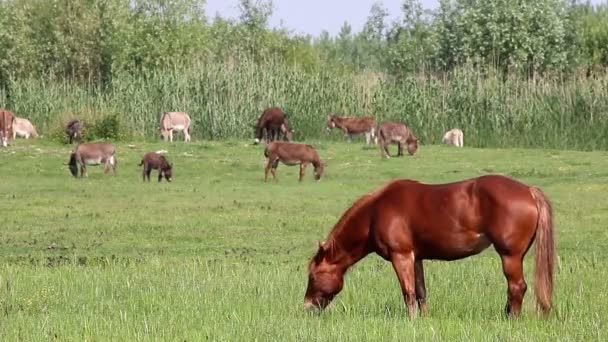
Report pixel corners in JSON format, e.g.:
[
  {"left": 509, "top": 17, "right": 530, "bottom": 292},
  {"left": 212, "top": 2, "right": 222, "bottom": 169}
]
[{"left": 1, "top": 60, "right": 607, "bottom": 150}]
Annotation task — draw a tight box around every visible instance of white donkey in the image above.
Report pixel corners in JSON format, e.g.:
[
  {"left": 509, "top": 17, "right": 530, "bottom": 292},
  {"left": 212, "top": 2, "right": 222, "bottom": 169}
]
[
  {"left": 442, "top": 128, "right": 464, "bottom": 147},
  {"left": 160, "top": 112, "right": 192, "bottom": 142},
  {"left": 13, "top": 117, "right": 39, "bottom": 139}
]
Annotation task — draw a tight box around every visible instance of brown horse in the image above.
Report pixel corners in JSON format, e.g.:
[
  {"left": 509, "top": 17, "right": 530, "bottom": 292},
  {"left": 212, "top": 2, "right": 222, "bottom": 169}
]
[{"left": 304, "top": 174, "right": 555, "bottom": 318}]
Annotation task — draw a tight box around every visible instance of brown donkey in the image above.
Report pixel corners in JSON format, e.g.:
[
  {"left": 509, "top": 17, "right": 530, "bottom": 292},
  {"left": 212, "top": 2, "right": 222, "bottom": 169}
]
[
  {"left": 304, "top": 175, "right": 555, "bottom": 318},
  {"left": 378, "top": 121, "right": 419, "bottom": 158},
  {"left": 326, "top": 114, "right": 377, "bottom": 145},
  {"left": 139, "top": 152, "right": 173, "bottom": 182},
  {"left": 0, "top": 109, "right": 15, "bottom": 147},
  {"left": 264, "top": 141, "right": 324, "bottom": 182}
]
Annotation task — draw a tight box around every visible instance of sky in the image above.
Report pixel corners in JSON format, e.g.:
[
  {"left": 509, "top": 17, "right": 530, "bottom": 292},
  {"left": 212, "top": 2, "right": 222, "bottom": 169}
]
[
  {"left": 205, "top": 0, "right": 607, "bottom": 37},
  {"left": 205, "top": 0, "right": 439, "bottom": 36}
]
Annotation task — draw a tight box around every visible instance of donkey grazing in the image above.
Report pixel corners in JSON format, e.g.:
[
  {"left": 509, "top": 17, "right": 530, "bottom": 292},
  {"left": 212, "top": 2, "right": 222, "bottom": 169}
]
[
  {"left": 160, "top": 112, "right": 192, "bottom": 142},
  {"left": 442, "top": 128, "right": 464, "bottom": 147},
  {"left": 304, "top": 175, "right": 555, "bottom": 318},
  {"left": 13, "top": 117, "right": 39, "bottom": 139},
  {"left": 326, "top": 114, "right": 377, "bottom": 145},
  {"left": 264, "top": 141, "right": 324, "bottom": 182},
  {"left": 254, "top": 107, "right": 294, "bottom": 144},
  {"left": 66, "top": 142, "right": 117, "bottom": 178},
  {"left": 0, "top": 109, "right": 15, "bottom": 147},
  {"left": 66, "top": 119, "right": 85, "bottom": 144},
  {"left": 378, "top": 121, "right": 419, "bottom": 158},
  {"left": 139, "top": 152, "right": 173, "bottom": 182}
]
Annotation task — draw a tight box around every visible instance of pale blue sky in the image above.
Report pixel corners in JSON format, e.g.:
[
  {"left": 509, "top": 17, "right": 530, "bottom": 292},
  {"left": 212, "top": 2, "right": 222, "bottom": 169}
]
[
  {"left": 205, "top": 0, "right": 439, "bottom": 36},
  {"left": 205, "top": 0, "right": 607, "bottom": 36}
]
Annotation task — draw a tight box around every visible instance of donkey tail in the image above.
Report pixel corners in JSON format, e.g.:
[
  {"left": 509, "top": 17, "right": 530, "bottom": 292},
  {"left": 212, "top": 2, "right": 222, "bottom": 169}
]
[{"left": 530, "top": 186, "right": 555, "bottom": 315}]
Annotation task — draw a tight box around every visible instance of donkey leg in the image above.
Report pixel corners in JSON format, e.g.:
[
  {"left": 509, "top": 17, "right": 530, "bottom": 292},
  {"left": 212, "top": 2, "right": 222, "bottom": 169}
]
[
  {"left": 299, "top": 163, "right": 308, "bottom": 182},
  {"left": 500, "top": 254, "right": 527, "bottom": 317},
  {"left": 383, "top": 143, "right": 391, "bottom": 159},
  {"left": 264, "top": 160, "right": 273, "bottom": 182},
  {"left": 391, "top": 252, "right": 417, "bottom": 317},
  {"left": 415, "top": 260, "right": 428, "bottom": 316}
]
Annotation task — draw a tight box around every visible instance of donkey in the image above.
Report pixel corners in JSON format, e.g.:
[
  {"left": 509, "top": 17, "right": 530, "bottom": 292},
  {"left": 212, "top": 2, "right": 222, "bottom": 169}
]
[
  {"left": 378, "top": 121, "right": 419, "bottom": 158},
  {"left": 254, "top": 107, "right": 294, "bottom": 144},
  {"left": 442, "top": 128, "right": 464, "bottom": 147},
  {"left": 66, "top": 142, "right": 117, "bottom": 178},
  {"left": 139, "top": 152, "right": 173, "bottom": 182},
  {"left": 13, "top": 117, "right": 39, "bottom": 139},
  {"left": 0, "top": 109, "right": 15, "bottom": 147},
  {"left": 264, "top": 141, "right": 324, "bottom": 182},
  {"left": 326, "top": 114, "right": 377, "bottom": 145},
  {"left": 66, "top": 119, "right": 85, "bottom": 144},
  {"left": 160, "top": 112, "right": 192, "bottom": 142}
]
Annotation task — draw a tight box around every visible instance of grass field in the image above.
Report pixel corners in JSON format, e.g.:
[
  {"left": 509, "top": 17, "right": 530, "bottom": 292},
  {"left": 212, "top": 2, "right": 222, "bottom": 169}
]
[{"left": 1, "top": 138, "right": 607, "bottom": 341}]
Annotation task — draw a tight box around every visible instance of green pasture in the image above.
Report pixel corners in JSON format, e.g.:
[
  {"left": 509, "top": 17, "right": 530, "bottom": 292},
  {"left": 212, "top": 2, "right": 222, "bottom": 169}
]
[{"left": 0, "top": 139, "right": 607, "bottom": 341}]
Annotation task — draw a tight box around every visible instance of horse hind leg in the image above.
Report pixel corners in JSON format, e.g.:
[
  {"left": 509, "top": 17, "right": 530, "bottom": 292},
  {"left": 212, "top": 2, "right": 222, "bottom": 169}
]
[
  {"left": 415, "top": 260, "right": 428, "bottom": 316},
  {"left": 500, "top": 254, "right": 527, "bottom": 317}
]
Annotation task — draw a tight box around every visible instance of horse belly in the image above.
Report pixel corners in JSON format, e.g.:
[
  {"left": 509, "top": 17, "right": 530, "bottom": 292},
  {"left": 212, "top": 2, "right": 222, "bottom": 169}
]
[
  {"left": 418, "top": 232, "right": 491, "bottom": 260},
  {"left": 172, "top": 124, "right": 185, "bottom": 131}
]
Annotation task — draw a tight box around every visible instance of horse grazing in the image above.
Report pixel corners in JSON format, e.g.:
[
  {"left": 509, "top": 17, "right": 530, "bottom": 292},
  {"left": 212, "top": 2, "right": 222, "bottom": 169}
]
[
  {"left": 13, "top": 117, "right": 39, "bottom": 139},
  {"left": 264, "top": 141, "right": 324, "bottom": 182},
  {"left": 160, "top": 112, "right": 192, "bottom": 142},
  {"left": 304, "top": 174, "right": 555, "bottom": 318},
  {"left": 0, "top": 109, "right": 16, "bottom": 147},
  {"left": 378, "top": 121, "right": 419, "bottom": 158},
  {"left": 442, "top": 128, "right": 464, "bottom": 147},
  {"left": 139, "top": 151, "right": 173, "bottom": 182},
  {"left": 254, "top": 107, "right": 294, "bottom": 144},
  {"left": 66, "top": 119, "right": 85, "bottom": 144},
  {"left": 326, "top": 114, "right": 377, "bottom": 145},
  {"left": 66, "top": 142, "right": 117, "bottom": 177}
]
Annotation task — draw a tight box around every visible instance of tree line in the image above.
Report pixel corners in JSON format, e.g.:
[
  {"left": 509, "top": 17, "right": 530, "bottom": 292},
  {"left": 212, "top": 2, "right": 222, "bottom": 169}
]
[
  {"left": 0, "top": 0, "right": 607, "bottom": 150},
  {"left": 1, "top": 0, "right": 606, "bottom": 85}
]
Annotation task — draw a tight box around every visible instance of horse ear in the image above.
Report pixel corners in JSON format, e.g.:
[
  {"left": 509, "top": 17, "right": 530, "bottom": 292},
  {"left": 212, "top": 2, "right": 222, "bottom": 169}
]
[{"left": 314, "top": 240, "right": 326, "bottom": 263}]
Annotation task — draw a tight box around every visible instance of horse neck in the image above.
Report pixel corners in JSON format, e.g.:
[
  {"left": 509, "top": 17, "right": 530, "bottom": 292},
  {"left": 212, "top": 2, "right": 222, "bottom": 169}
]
[{"left": 324, "top": 211, "right": 371, "bottom": 272}]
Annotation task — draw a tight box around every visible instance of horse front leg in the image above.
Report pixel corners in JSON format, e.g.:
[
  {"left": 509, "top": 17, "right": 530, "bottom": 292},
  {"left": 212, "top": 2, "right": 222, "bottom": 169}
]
[
  {"left": 391, "top": 252, "right": 417, "bottom": 317},
  {"left": 501, "top": 254, "right": 527, "bottom": 317},
  {"left": 415, "top": 260, "right": 428, "bottom": 316}
]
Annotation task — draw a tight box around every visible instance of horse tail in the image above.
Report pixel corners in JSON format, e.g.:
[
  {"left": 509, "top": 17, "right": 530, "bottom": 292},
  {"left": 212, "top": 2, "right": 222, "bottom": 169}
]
[
  {"left": 139, "top": 159, "right": 144, "bottom": 166},
  {"left": 530, "top": 186, "right": 555, "bottom": 314}
]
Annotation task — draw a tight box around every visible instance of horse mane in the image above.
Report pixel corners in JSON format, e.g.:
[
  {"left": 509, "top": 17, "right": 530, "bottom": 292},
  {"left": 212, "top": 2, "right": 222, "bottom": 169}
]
[{"left": 318, "top": 181, "right": 394, "bottom": 261}]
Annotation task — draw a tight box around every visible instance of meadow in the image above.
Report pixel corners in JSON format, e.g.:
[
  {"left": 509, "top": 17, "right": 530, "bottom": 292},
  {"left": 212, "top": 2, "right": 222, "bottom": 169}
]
[{"left": 1, "top": 138, "right": 608, "bottom": 341}]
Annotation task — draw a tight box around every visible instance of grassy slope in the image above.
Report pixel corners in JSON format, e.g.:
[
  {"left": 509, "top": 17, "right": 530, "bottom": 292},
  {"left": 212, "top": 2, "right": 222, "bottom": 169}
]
[{"left": 0, "top": 139, "right": 607, "bottom": 341}]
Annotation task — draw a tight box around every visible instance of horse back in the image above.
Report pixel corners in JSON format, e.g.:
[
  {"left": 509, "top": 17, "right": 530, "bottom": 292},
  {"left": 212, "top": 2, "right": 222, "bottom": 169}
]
[{"left": 371, "top": 175, "right": 538, "bottom": 260}]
